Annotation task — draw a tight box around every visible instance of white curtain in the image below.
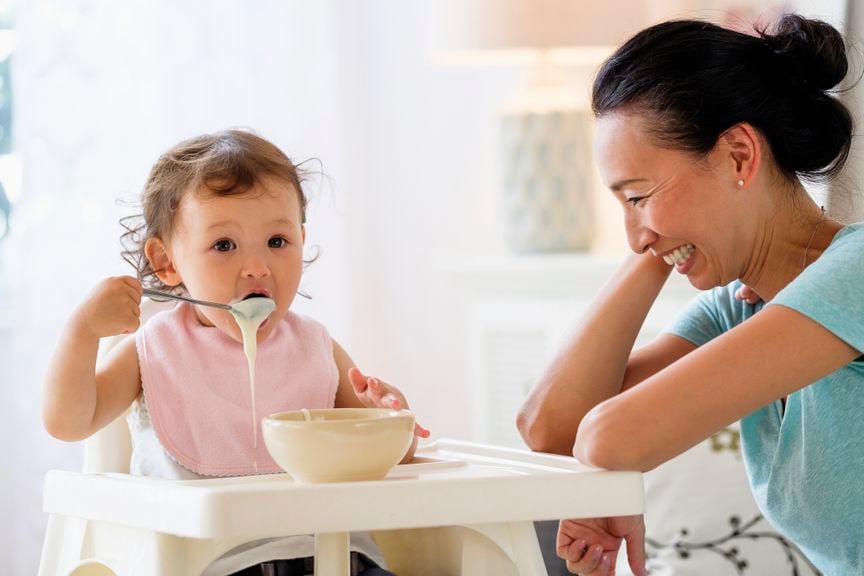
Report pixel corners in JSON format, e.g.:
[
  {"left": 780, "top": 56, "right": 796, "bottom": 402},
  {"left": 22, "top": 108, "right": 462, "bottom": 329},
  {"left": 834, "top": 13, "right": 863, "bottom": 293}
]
[
  {"left": 2, "top": 1, "right": 513, "bottom": 571},
  {"left": 3, "top": 1, "right": 351, "bottom": 571}
]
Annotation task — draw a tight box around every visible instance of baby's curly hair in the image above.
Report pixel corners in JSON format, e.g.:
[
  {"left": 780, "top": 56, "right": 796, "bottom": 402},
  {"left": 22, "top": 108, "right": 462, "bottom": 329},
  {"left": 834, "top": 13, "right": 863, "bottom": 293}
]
[{"left": 121, "top": 129, "right": 312, "bottom": 293}]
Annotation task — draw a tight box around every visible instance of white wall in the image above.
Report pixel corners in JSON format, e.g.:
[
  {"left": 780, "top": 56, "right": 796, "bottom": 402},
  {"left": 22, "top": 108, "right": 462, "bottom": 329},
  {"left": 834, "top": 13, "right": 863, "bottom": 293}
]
[{"left": 332, "top": 0, "right": 519, "bottom": 437}]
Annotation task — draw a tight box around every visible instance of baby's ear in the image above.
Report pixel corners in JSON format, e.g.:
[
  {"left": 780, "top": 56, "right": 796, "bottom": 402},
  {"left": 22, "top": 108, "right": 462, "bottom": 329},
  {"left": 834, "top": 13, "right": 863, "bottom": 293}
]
[{"left": 144, "top": 237, "right": 181, "bottom": 286}]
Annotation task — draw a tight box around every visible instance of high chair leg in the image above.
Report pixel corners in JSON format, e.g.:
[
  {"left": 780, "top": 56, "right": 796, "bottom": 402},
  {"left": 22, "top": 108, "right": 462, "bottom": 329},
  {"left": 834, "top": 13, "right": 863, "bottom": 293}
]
[
  {"left": 462, "top": 522, "right": 547, "bottom": 576},
  {"left": 37, "top": 513, "right": 258, "bottom": 576},
  {"left": 460, "top": 527, "right": 508, "bottom": 575},
  {"left": 38, "top": 515, "right": 90, "bottom": 576},
  {"left": 507, "top": 521, "right": 547, "bottom": 576},
  {"left": 314, "top": 532, "right": 351, "bottom": 576}
]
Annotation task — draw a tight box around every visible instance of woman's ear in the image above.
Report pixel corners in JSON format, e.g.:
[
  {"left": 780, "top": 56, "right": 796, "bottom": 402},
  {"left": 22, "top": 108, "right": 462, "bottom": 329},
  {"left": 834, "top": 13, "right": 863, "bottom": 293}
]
[
  {"left": 144, "top": 237, "right": 181, "bottom": 286},
  {"left": 720, "top": 123, "right": 762, "bottom": 188}
]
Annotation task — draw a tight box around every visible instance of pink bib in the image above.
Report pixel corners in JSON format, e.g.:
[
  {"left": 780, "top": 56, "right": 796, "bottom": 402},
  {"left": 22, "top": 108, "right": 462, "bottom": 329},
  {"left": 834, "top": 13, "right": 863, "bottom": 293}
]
[{"left": 136, "top": 303, "right": 339, "bottom": 477}]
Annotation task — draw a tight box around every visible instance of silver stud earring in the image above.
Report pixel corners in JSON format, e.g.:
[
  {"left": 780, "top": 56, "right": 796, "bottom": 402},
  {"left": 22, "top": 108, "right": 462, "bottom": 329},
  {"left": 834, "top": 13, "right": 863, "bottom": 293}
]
[{"left": 737, "top": 179, "right": 744, "bottom": 188}]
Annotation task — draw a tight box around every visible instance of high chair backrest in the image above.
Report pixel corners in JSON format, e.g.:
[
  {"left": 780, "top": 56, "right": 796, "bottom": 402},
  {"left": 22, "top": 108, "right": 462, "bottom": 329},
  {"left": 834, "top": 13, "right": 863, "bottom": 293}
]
[{"left": 81, "top": 299, "right": 175, "bottom": 474}]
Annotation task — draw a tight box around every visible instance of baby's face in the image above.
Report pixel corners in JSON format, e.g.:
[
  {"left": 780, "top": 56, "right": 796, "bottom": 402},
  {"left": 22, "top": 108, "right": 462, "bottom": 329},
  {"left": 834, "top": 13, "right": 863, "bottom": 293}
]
[{"left": 166, "top": 179, "right": 305, "bottom": 342}]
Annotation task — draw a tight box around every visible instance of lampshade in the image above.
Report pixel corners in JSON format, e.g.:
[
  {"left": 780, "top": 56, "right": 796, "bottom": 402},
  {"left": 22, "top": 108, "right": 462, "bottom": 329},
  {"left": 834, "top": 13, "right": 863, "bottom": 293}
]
[
  {"left": 431, "top": 0, "right": 669, "bottom": 66},
  {"left": 429, "top": 0, "right": 695, "bottom": 253}
]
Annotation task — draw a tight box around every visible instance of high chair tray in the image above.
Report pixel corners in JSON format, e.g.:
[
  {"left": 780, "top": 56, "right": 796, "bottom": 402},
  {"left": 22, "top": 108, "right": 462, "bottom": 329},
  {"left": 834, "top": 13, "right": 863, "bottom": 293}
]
[{"left": 42, "top": 439, "right": 644, "bottom": 540}]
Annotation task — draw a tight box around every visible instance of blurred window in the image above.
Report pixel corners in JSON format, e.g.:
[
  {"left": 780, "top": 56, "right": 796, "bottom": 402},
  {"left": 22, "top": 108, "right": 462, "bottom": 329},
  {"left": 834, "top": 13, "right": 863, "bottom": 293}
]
[{"left": 0, "top": 3, "right": 14, "bottom": 242}]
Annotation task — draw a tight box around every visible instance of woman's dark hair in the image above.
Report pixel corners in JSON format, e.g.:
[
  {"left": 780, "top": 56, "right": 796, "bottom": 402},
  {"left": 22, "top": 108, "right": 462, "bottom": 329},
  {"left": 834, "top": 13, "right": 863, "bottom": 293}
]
[
  {"left": 592, "top": 14, "right": 853, "bottom": 183},
  {"left": 121, "top": 129, "right": 317, "bottom": 293}
]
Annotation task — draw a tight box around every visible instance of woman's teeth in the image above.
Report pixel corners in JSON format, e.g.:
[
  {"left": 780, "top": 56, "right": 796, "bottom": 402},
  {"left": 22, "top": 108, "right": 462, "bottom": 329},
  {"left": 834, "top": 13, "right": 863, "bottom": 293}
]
[{"left": 663, "top": 243, "right": 695, "bottom": 266}]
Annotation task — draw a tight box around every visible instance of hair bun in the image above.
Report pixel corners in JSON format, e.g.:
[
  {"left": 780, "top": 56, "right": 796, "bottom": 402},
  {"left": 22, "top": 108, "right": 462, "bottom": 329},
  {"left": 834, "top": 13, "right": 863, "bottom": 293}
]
[{"left": 765, "top": 14, "right": 848, "bottom": 92}]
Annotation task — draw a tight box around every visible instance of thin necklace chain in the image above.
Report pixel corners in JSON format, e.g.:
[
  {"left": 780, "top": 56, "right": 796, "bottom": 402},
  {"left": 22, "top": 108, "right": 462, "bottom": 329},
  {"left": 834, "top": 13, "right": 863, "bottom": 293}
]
[{"left": 802, "top": 206, "right": 827, "bottom": 272}]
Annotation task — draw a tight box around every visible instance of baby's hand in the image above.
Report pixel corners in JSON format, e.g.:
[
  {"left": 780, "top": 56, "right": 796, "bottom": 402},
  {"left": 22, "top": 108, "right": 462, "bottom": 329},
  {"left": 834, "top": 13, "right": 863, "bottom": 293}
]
[
  {"left": 74, "top": 276, "right": 143, "bottom": 339},
  {"left": 348, "top": 367, "right": 431, "bottom": 438}
]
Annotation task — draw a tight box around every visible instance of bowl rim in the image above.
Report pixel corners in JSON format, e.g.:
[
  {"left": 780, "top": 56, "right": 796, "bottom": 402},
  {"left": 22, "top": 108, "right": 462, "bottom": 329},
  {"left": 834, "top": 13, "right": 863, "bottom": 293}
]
[{"left": 263, "top": 407, "right": 414, "bottom": 427}]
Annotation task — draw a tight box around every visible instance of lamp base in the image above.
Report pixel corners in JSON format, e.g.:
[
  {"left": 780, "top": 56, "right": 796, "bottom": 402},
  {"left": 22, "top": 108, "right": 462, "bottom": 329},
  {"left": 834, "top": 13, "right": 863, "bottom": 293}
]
[{"left": 499, "top": 108, "right": 595, "bottom": 253}]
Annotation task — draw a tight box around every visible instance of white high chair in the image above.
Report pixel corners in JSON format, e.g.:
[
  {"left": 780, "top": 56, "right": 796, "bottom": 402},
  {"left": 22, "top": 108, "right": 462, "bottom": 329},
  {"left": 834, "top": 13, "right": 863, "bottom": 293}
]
[{"left": 38, "top": 303, "right": 645, "bottom": 576}]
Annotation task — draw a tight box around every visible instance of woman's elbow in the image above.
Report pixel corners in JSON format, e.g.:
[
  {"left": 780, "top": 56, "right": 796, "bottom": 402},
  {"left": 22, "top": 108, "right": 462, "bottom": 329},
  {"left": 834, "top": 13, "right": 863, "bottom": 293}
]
[
  {"left": 516, "top": 405, "right": 570, "bottom": 455},
  {"left": 516, "top": 406, "right": 546, "bottom": 451},
  {"left": 573, "top": 434, "right": 635, "bottom": 470},
  {"left": 573, "top": 406, "right": 656, "bottom": 472}
]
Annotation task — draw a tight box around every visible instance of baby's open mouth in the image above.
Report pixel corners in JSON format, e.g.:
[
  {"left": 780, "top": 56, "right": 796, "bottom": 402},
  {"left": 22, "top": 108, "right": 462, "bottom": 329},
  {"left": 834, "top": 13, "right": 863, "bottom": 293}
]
[{"left": 243, "top": 292, "right": 269, "bottom": 300}]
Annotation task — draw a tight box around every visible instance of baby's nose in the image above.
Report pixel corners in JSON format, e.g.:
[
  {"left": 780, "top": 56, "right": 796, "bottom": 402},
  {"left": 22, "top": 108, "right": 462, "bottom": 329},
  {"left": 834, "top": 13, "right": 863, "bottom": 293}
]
[{"left": 242, "top": 254, "right": 271, "bottom": 278}]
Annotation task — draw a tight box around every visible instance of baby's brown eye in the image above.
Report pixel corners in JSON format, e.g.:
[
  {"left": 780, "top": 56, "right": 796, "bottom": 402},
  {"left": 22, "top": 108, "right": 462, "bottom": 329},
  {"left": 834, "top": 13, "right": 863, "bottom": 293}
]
[
  {"left": 214, "top": 239, "right": 235, "bottom": 252},
  {"left": 269, "top": 237, "right": 287, "bottom": 248}
]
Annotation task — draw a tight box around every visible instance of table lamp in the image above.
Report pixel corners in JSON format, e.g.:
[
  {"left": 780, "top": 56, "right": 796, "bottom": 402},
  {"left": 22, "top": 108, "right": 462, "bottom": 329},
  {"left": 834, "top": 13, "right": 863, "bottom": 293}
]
[{"left": 432, "top": 0, "right": 652, "bottom": 252}]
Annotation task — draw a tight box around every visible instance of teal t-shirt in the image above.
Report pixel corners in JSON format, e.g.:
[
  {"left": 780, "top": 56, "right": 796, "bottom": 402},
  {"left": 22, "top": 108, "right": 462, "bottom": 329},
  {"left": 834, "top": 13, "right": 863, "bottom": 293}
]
[{"left": 666, "top": 222, "right": 864, "bottom": 575}]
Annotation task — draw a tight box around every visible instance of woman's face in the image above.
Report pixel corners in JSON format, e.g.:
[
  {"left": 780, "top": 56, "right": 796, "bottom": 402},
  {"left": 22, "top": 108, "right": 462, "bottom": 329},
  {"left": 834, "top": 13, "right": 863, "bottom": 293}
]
[{"left": 593, "top": 111, "right": 743, "bottom": 289}]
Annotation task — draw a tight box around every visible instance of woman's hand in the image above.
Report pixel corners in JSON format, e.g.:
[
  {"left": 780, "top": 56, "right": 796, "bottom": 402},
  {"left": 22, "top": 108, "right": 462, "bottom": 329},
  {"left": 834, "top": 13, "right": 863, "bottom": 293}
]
[
  {"left": 348, "top": 367, "right": 431, "bottom": 438},
  {"left": 74, "top": 276, "right": 143, "bottom": 339},
  {"left": 557, "top": 515, "right": 646, "bottom": 576},
  {"left": 734, "top": 284, "right": 763, "bottom": 305}
]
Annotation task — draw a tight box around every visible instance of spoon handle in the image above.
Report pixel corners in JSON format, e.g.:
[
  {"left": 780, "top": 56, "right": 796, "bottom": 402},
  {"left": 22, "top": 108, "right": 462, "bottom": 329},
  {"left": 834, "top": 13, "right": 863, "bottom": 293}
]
[{"left": 142, "top": 288, "right": 233, "bottom": 310}]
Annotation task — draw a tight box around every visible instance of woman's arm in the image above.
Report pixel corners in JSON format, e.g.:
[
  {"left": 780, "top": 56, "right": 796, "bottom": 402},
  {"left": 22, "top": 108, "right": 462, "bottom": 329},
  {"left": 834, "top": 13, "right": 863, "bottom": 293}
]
[
  {"left": 577, "top": 304, "right": 861, "bottom": 471},
  {"left": 42, "top": 276, "right": 143, "bottom": 441},
  {"left": 517, "top": 252, "right": 678, "bottom": 454}
]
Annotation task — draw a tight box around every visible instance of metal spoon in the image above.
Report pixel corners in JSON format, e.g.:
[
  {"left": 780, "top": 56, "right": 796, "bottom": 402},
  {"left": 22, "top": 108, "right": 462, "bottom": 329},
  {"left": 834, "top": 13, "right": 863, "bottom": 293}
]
[
  {"left": 142, "top": 288, "right": 233, "bottom": 310},
  {"left": 229, "top": 296, "right": 276, "bottom": 321}
]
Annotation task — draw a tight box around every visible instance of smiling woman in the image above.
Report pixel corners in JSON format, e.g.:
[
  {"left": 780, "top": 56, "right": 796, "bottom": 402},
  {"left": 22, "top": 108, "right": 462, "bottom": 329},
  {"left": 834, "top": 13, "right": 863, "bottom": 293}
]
[
  {"left": 593, "top": 113, "right": 798, "bottom": 292},
  {"left": 517, "top": 13, "right": 864, "bottom": 576}
]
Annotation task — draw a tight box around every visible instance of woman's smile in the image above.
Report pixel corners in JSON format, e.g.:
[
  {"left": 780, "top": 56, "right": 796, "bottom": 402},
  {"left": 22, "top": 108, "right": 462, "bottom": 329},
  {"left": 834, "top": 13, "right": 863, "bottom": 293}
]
[{"left": 662, "top": 243, "right": 697, "bottom": 273}]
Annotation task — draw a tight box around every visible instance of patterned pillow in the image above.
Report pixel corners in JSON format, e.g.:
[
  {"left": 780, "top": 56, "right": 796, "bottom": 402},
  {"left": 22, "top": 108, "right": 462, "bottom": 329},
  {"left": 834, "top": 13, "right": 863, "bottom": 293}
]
[
  {"left": 618, "top": 424, "right": 819, "bottom": 575},
  {"left": 533, "top": 424, "right": 819, "bottom": 575}
]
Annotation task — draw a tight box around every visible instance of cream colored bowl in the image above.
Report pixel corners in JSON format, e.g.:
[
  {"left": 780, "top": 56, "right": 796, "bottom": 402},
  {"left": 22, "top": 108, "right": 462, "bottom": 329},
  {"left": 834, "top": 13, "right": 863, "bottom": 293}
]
[{"left": 262, "top": 408, "right": 415, "bottom": 483}]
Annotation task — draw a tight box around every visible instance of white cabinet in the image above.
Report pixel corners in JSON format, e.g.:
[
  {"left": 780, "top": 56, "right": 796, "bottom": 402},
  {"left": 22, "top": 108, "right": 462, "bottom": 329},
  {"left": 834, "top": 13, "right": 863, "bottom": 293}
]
[{"left": 447, "top": 254, "right": 699, "bottom": 447}]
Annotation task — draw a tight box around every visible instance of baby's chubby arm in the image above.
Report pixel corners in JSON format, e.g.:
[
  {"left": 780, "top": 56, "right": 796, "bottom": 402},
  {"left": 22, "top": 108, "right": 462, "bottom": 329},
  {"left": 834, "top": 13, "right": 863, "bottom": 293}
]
[
  {"left": 332, "top": 341, "right": 430, "bottom": 462},
  {"left": 42, "top": 276, "right": 143, "bottom": 442}
]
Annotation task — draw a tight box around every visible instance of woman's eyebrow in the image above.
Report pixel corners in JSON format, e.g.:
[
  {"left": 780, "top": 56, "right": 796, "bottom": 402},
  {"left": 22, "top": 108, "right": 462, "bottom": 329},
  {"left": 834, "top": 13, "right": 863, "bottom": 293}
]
[{"left": 609, "top": 178, "right": 649, "bottom": 192}]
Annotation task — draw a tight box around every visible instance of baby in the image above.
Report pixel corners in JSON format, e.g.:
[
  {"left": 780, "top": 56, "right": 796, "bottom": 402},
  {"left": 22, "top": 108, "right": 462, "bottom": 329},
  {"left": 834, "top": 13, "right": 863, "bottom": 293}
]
[{"left": 42, "top": 129, "right": 428, "bottom": 576}]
